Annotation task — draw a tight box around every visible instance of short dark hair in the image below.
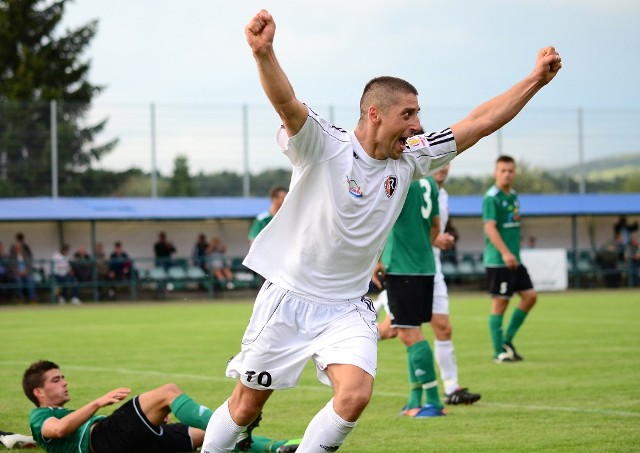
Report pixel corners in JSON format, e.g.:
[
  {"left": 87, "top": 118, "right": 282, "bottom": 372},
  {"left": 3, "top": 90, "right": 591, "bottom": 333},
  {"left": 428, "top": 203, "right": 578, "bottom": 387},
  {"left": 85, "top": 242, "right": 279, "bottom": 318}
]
[
  {"left": 359, "top": 76, "right": 418, "bottom": 122},
  {"left": 269, "top": 186, "right": 288, "bottom": 199},
  {"left": 23, "top": 360, "right": 59, "bottom": 407},
  {"left": 496, "top": 155, "right": 516, "bottom": 165}
]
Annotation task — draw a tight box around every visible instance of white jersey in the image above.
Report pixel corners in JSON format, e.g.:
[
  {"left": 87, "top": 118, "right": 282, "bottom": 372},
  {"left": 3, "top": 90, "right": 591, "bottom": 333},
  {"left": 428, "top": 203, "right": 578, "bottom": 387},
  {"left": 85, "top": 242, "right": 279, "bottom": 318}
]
[{"left": 243, "top": 107, "right": 456, "bottom": 299}]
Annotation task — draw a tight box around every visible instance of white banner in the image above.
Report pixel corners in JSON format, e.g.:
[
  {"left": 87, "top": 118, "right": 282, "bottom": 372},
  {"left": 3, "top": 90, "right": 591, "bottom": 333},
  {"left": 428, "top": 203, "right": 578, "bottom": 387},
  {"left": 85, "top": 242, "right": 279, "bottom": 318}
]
[{"left": 520, "top": 249, "right": 568, "bottom": 292}]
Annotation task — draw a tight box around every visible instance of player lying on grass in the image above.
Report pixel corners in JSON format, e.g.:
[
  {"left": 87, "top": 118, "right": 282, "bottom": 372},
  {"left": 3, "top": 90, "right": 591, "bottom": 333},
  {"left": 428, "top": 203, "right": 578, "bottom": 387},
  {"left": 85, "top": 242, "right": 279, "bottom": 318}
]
[{"left": 22, "top": 360, "right": 300, "bottom": 453}]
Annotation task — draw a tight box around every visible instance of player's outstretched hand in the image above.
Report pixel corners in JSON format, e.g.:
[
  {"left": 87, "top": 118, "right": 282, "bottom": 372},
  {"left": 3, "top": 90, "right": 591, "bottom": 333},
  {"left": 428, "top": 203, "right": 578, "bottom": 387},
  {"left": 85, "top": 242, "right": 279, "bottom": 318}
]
[
  {"left": 97, "top": 387, "right": 131, "bottom": 407},
  {"left": 246, "top": 9, "right": 275, "bottom": 55},
  {"left": 533, "top": 46, "right": 562, "bottom": 85}
]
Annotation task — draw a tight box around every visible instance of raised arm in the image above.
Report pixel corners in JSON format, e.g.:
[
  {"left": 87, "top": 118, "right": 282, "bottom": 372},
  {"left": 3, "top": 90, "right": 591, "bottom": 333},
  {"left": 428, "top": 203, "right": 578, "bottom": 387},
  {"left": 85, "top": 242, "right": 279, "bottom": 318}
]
[
  {"left": 451, "top": 46, "right": 562, "bottom": 154},
  {"left": 41, "top": 388, "right": 131, "bottom": 439},
  {"left": 246, "top": 9, "right": 308, "bottom": 137}
]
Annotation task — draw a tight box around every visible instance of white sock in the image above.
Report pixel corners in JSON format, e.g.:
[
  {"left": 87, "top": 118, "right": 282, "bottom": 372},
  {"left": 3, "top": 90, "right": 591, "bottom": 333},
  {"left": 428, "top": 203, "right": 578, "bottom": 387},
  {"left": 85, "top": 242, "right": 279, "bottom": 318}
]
[
  {"left": 201, "top": 399, "right": 245, "bottom": 453},
  {"left": 434, "top": 339, "right": 459, "bottom": 395},
  {"left": 373, "top": 289, "right": 387, "bottom": 313},
  {"left": 297, "top": 399, "right": 357, "bottom": 452}
]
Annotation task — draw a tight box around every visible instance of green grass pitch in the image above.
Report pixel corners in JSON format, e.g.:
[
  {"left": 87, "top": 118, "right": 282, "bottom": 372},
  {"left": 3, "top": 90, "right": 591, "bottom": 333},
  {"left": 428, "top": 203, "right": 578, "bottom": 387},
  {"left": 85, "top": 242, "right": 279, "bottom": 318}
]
[{"left": 1, "top": 289, "right": 638, "bottom": 452}]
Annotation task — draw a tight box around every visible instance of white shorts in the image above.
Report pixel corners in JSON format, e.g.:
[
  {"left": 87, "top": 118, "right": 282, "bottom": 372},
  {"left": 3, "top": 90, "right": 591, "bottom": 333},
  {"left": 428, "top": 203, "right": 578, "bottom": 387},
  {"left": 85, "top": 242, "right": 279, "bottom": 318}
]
[
  {"left": 226, "top": 281, "right": 379, "bottom": 390},
  {"left": 432, "top": 271, "right": 449, "bottom": 315}
]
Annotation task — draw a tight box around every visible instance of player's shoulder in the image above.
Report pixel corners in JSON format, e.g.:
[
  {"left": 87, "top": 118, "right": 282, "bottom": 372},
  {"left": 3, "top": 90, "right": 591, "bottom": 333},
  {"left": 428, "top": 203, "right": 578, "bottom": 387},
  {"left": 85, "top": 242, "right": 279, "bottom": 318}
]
[
  {"left": 306, "top": 106, "right": 350, "bottom": 141},
  {"left": 255, "top": 211, "right": 271, "bottom": 222},
  {"left": 484, "top": 185, "right": 500, "bottom": 198}
]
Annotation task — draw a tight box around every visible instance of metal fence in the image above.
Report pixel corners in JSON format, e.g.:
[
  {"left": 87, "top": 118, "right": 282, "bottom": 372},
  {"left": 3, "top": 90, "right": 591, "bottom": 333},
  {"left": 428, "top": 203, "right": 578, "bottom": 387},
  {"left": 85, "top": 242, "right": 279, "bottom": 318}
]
[{"left": 1, "top": 101, "right": 639, "bottom": 197}]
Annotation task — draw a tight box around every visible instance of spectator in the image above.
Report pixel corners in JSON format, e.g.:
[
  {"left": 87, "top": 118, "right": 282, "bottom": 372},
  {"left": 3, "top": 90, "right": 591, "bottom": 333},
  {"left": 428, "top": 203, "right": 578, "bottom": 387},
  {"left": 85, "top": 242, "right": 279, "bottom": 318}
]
[
  {"left": 0, "top": 241, "right": 9, "bottom": 300},
  {"left": 71, "top": 245, "right": 93, "bottom": 282},
  {"left": 52, "top": 244, "right": 81, "bottom": 305},
  {"left": 248, "top": 186, "right": 288, "bottom": 244},
  {"left": 107, "top": 241, "right": 132, "bottom": 299},
  {"left": 613, "top": 215, "right": 638, "bottom": 246},
  {"left": 192, "top": 233, "right": 209, "bottom": 272},
  {"left": 526, "top": 236, "right": 537, "bottom": 249},
  {"left": 628, "top": 235, "right": 640, "bottom": 287},
  {"left": 207, "top": 237, "right": 234, "bottom": 289},
  {"left": 154, "top": 231, "right": 176, "bottom": 270},
  {"left": 14, "top": 232, "right": 33, "bottom": 259},
  {"left": 8, "top": 241, "right": 36, "bottom": 303},
  {"left": 596, "top": 238, "right": 621, "bottom": 288}
]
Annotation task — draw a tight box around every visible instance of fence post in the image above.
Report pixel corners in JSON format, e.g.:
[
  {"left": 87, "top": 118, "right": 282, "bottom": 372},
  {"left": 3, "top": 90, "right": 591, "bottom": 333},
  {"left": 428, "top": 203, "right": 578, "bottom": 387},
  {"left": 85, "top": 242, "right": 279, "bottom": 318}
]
[
  {"left": 578, "top": 107, "right": 585, "bottom": 194},
  {"left": 242, "top": 103, "right": 250, "bottom": 197},
  {"left": 50, "top": 100, "right": 58, "bottom": 198},
  {"left": 150, "top": 102, "right": 158, "bottom": 198}
]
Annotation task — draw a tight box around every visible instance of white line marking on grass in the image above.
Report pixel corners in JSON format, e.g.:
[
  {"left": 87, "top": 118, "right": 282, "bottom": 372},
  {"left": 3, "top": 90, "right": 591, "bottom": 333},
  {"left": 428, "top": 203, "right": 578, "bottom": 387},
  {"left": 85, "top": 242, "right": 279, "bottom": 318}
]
[
  {"left": 5, "top": 361, "right": 638, "bottom": 418},
  {"left": 371, "top": 389, "right": 640, "bottom": 418},
  {"left": 479, "top": 401, "right": 640, "bottom": 418}
]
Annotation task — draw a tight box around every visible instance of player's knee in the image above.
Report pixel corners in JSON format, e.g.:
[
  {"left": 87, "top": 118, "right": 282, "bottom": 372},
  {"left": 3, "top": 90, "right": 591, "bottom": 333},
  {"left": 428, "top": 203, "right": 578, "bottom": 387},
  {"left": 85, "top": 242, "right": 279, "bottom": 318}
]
[
  {"left": 522, "top": 292, "right": 537, "bottom": 310},
  {"left": 230, "top": 401, "right": 263, "bottom": 426},
  {"left": 438, "top": 323, "right": 452, "bottom": 340},
  {"left": 161, "top": 383, "right": 183, "bottom": 398},
  {"left": 334, "top": 388, "right": 371, "bottom": 420},
  {"left": 379, "top": 326, "right": 397, "bottom": 339}
]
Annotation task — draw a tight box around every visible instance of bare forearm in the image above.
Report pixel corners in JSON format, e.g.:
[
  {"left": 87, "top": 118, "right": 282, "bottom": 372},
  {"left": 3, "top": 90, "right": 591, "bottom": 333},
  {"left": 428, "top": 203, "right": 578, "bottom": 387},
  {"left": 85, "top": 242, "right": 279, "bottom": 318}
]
[
  {"left": 452, "top": 46, "right": 561, "bottom": 154},
  {"left": 484, "top": 223, "right": 511, "bottom": 255},
  {"left": 254, "top": 48, "right": 300, "bottom": 121},
  {"left": 247, "top": 9, "right": 307, "bottom": 136},
  {"left": 42, "top": 401, "right": 101, "bottom": 438},
  {"left": 470, "top": 75, "right": 540, "bottom": 142},
  {"left": 453, "top": 75, "right": 543, "bottom": 153}
]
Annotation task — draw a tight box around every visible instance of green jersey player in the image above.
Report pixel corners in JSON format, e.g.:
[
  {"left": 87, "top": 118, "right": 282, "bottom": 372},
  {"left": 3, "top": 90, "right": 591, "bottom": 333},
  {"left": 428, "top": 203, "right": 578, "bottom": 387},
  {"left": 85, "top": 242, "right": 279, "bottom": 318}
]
[
  {"left": 374, "top": 176, "right": 447, "bottom": 417},
  {"left": 482, "top": 155, "right": 538, "bottom": 363}
]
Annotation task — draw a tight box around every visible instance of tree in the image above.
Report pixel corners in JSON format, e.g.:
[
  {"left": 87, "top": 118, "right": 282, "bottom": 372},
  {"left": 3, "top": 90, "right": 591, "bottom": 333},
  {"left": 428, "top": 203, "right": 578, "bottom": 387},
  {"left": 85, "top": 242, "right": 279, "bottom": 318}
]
[
  {"left": 0, "top": 0, "right": 117, "bottom": 197},
  {"left": 165, "top": 155, "right": 195, "bottom": 196}
]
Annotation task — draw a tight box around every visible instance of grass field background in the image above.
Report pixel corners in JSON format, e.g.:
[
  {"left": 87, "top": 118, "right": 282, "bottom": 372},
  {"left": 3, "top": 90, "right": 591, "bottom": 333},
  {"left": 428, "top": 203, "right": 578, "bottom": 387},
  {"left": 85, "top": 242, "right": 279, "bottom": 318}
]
[{"left": 1, "top": 290, "right": 639, "bottom": 452}]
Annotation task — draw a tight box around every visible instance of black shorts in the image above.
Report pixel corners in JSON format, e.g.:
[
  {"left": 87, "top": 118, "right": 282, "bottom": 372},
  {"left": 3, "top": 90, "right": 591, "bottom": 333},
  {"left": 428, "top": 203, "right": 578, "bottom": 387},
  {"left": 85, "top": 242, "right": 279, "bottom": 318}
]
[
  {"left": 486, "top": 265, "right": 534, "bottom": 299},
  {"left": 385, "top": 274, "right": 435, "bottom": 327},
  {"left": 90, "top": 397, "right": 193, "bottom": 453}
]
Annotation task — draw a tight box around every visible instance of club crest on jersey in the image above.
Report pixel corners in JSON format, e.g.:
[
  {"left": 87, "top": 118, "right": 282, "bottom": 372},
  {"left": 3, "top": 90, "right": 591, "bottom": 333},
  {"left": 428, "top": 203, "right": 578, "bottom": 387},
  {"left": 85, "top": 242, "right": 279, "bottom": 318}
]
[
  {"left": 384, "top": 175, "right": 398, "bottom": 198},
  {"left": 346, "top": 176, "right": 363, "bottom": 198},
  {"left": 406, "top": 135, "right": 427, "bottom": 149}
]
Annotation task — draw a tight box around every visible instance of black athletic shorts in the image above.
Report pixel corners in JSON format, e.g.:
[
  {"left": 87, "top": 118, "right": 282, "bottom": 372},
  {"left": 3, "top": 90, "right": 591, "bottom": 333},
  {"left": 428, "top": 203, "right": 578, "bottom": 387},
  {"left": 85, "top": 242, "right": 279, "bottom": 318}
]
[
  {"left": 385, "top": 274, "right": 435, "bottom": 327},
  {"left": 486, "top": 264, "right": 534, "bottom": 299},
  {"left": 90, "top": 396, "right": 193, "bottom": 453}
]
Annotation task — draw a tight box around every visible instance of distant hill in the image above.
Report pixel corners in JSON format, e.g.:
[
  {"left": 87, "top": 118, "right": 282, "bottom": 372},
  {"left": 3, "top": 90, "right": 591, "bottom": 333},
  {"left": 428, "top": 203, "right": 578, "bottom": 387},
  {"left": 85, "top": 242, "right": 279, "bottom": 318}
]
[{"left": 552, "top": 152, "right": 640, "bottom": 180}]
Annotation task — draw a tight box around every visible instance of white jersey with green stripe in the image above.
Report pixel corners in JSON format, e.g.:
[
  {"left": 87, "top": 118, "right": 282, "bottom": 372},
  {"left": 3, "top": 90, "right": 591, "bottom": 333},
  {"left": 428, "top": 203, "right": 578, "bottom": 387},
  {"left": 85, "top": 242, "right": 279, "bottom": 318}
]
[{"left": 243, "top": 106, "right": 456, "bottom": 299}]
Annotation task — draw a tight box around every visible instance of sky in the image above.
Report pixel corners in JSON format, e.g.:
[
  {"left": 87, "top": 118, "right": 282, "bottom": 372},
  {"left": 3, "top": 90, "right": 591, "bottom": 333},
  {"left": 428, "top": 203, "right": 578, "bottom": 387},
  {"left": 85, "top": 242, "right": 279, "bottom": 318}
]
[{"left": 59, "top": 0, "right": 640, "bottom": 177}]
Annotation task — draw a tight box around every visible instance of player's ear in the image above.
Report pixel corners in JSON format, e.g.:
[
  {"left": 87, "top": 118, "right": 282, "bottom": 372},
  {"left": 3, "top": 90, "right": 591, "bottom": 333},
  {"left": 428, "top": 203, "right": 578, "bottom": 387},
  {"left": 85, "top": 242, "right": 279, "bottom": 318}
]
[
  {"left": 368, "top": 106, "right": 380, "bottom": 124},
  {"left": 33, "top": 388, "right": 42, "bottom": 400}
]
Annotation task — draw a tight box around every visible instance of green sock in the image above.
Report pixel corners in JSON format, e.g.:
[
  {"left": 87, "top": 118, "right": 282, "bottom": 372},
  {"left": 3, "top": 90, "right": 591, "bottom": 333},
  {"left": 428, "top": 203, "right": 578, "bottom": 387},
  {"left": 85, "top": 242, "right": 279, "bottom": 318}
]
[
  {"left": 408, "top": 340, "right": 442, "bottom": 409},
  {"left": 245, "top": 436, "right": 279, "bottom": 452},
  {"left": 244, "top": 437, "right": 301, "bottom": 452},
  {"left": 170, "top": 393, "right": 213, "bottom": 431},
  {"left": 505, "top": 308, "right": 528, "bottom": 343},
  {"left": 489, "top": 314, "right": 505, "bottom": 357},
  {"left": 406, "top": 352, "right": 422, "bottom": 409}
]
